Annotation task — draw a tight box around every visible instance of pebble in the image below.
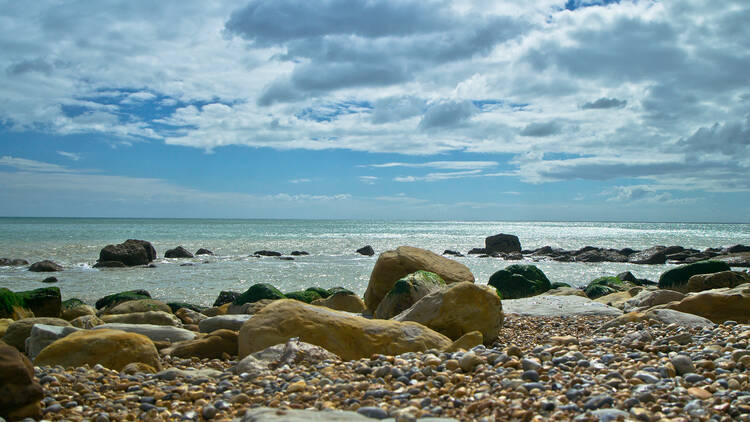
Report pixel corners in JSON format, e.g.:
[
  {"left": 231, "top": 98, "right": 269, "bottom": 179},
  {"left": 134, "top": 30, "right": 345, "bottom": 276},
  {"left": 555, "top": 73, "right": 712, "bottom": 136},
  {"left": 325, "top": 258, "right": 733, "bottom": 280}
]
[{"left": 357, "top": 406, "right": 389, "bottom": 419}]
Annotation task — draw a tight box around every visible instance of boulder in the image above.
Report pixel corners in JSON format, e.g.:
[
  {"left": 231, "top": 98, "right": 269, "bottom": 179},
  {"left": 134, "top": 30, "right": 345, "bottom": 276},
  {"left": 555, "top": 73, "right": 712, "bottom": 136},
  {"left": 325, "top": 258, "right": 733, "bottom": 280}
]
[
  {"left": 246, "top": 339, "right": 341, "bottom": 371},
  {"left": 0, "top": 258, "right": 29, "bottom": 266},
  {"left": 175, "top": 308, "right": 207, "bottom": 325},
  {"left": 98, "top": 239, "right": 156, "bottom": 266},
  {"left": 28, "top": 260, "right": 62, "bottom": 272},
  {"left": 600, "top": 309, "right": 714, "bottom": 331},
  {"left": 14, "top": 287, "right": 61, "bottom": 318},
  {"left": 503, "top": 295, "right": 623, "bottom": 317},
  {"left": 235, "top": 407, "right": 376, "bottom": 422},
  {"left": 164, "top": 246, "right": 194, "bottom": 258},
  {"left": 311, "top": 292, "right": 366, "bottom": 313},
  {"left": 574, "top": 249, "right": 629, "bottom": 263},
  {"left": 101, "top": 311, "right": 182, "bottom": 327},
  {"left": 364, "top": 246, "right": 475, "bottom": 312},
  {"left": 233, "top": 283, "right": 286, "bottom": 306},
  {"left": 25, "top": 324, "right": 80, "bottom": 359},
  {"left": 0, "top": 319, "right": 11, "bottom": 338},
  {"left": 60, "top": 298, "right": 93, "bottom": 321},
  {"left": 623, "top": 289, "right": 685, "bottom": 312},
  {"left": 34, "top": 329, "right": 161, "bottom": 371},
  {"left": 290, "top": 251, "right": 309, "bottom": 256},
  {"left": 485, "top": 233, "right": 521, "bottom": 254},
  {"left": 488, "top": 264, "right": 551, "bottom": 299},
  {"left": 199, "top": 315, "right": 253, "bottom": 333},
  {"left": 2, "top": 318, "right": 70, "bottom": 351},
  {"left": 41, "top": 276, "right": 58, "bottom": 283},
  {"left": 161, "top": 329, "right": 237, "bottom": 359},
  {"left": 542, "top": 287, "right": 588, "bottom": 297},
  {"left": 213, "top": 290, "right": 241, "bottom": 307},
  {"left": 254, "top": 250, "right": 281, "bottom": 257},
  {"left": 238, "top": 299, "right": 452, "bottom": 361},
  {"left": 584, "top": 276, "right": 632, "bottom": 299},
  {"left": 593, "top": 287, "right": 644, "bottom": 309},
  {"left": 0, "top": 340, "right": 43, "bottom": 420},
  {"left": 101, "top": 299, "right": 172, "bottom": 315},
  {"left": 628, "top": 246, "right": 667, "bottom": 264},
  {"left": 0, "top": 289, "right": 31, "bottom": 320},
  {"left": 393, "top": 282, "right": 503, "bottom": 344},
  {"left": 660, "top": 283, "right": 750, "bottom": 323},
  {"left": 95, "top": 290, "right": 151, "bottom": 310},
  {"left": 374, "top": 271, "right": 446, "bottom": 319},
  {"left": 70, "top": 314, "right": 105, "bottom": 329},
  {"left": 93, "top": 323, "right": 196, "bottom": 343},
  {"left": 658, "top": 261, "right": 731, "bottom": 290},
  {"left": 680, "top": 271, "right": 750, "bottom": 293},
  {"left": 714, "top": 252, "right": 750, "bottom": 267},
  {"left": 356, "top": 245, "right": 375, "bottom": 256},
  {"left": 284, "top": 290, "right": 322, "bottom": 304},
  {"left": 195, "top": 248, "right": 214, "bottom": 255}
]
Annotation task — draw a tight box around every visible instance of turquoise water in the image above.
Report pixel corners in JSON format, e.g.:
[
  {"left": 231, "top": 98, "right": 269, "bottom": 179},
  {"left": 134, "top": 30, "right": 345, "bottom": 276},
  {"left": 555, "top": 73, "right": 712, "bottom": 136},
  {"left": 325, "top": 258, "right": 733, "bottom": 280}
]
[{"left": 0, "top": 218, "right": 748, "bottom": 306}]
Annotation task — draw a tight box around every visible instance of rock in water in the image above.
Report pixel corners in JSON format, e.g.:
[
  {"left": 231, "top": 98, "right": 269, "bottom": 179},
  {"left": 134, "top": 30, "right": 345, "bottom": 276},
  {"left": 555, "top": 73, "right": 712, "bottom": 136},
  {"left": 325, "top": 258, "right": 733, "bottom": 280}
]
[
  {"left": 233, "top": 283, "right": 286, "bottom": 306},
  {"left": 394, "top": 282, "right": 503, "bottom": 344},
  {"left": 485, "top": 233, "right": 521, "bottom": 254},
  {"left": 356, "top": 245, "right": 375, "bottom": 256},
  {"left": 658, "top": 261, "right": 731, "bottom": 290},
  {"left": 28, "top": 260, "right": 62, "bottom": 272},
  {"left": 101, "top": 311, "right": 182, "bottom": 327},
  {"left": 488, "top": 264, "right": 551, "bottom": 299},
  {"left": 311, "top": 292, "right": 366, "bottom": 313},
  {"left": 0, "top": 340, "right": 43, "bottom": 420},
  {"left": 34, "top": 329, "right": 161, "bottom": 371},
  {"left": 364, "top": 246, "right": 475, "bottom": 312},
  {"left": 164, "top": 246, "right": 194, "bottom": 258},
  {"left": 374, "top": 271, "right": 445, "bottom": 319},
  {"left": 238, "top": 299, "right": 451, "bottom": 361},
  {"left": 628, "top": 246, "right": 667, "bottom": 264},
  {"left": 97, "top": 239, "right": 156, "bottom": 267},
  {"left": 195, "top": 248, "right": 214, "bottom": 255}
]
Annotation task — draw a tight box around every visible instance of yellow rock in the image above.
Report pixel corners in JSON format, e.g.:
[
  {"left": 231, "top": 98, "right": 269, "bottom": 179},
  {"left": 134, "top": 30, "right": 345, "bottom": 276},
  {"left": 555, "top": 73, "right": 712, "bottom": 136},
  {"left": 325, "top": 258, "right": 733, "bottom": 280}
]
[
  {"left": 34, "top": 329, "right": 161, "bottom": 371},
  {"left": 446, "top": 331, "right": 483, "bottom": 352},
  {"left": 364, "top": 246, "right": 475, "bottom": 311},
  {"left": 594, "top": 287, "right": 643, "bottom": 309},
  {"left": 101, "top": 299, "right": 172, "bottom": 315},
  {"left": 101, "top": 311, "right": 182, "bottom": 326},
  {"left": 161, "top": 329, "right": 237, "bottom": 359},
  {"left": 683, "top": 271, "right": 750, "bottom": 293},
  {"left": 687, "top": 387, "right": 712, "bottom": 400},
  {"left": 311, "top": 292, "right": 366, "bottom": 313},
  {"left": 238, "top": 299, "right": 452, "bottom": 361},
  {"left": 2, "top": 317, "right": 71, "bottom": 351},
  {"left": 61, "top": 304, "right": 96, "bottom": 321},
  {"left": 543, "top": 287, "right": 587, "bottom": 297},
  {"left": 0, "top": 318, "right": 12, "bottom": 338},
  {"left": 393, "top": 282, "right": 503, "bottom": 344},
  {"left": 70, "top": 314, "right": 105, "bottom": 329},
  {"left": 663, "top": 283, "right": 750, "bottom": 323}
]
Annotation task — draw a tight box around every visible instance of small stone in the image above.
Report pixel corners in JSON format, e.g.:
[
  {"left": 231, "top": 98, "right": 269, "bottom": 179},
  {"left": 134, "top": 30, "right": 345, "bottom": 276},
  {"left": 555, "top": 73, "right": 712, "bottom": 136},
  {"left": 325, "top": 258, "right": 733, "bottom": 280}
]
[
  {"left": 201, "top": 404, "right": 217, "bottom": 420},
  {"left": 521, "top": 358, "right": 542, "bottom": 372},
  {"left": 444, "top": 359, "right": 459, "bottom": 371},
  {"left": 507, "top": 345, "right": 523, "bottom": 358},
  {"left": 459, "top": 352, "right": 483, "bottom": 372},
  {"left": 522, "top": 370, "right": 540, "bottom": 382},
  {"left": 230, "top": 393, "right": 250, "bottom": 404},
  {"left": 286, "top": 380, "right": 306, "bottom": 393},
  {"left": 633, "top": 371, "right": 659, "bottom": 384},
  {"left": 671, "top": 355, "right": 695, "bottom": 376},
  {"left": 688, "top": 387, "right": 712, "bottom": 399},
  {"left": 684, "top": 373, "right": 706, "bottom": 384},
  {"left": 584, "top": 394, "right": 614, "bottom": 410},
  {"left": 357, "top": 406, "right": 388, "bottom": 419},
  {"left": 92, "top": 413, "right": 110, "bottom": 422}
]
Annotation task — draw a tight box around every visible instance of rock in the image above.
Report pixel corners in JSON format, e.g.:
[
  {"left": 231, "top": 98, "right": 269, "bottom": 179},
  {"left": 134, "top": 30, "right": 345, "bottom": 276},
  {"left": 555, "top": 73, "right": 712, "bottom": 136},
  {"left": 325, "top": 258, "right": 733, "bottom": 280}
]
[
  {"left": 443, "top": 250, "right": 464, "bottom": 257},
  {"left": 34, "top": 329, "right": 161, "bottom": 371},
  {"left": 600, "top": 309, "right": 714, "bottom": 331},
  {"left": 101, "top": 299, "right": 172, "bottom": 315},
  {"left": 28, "top": 260, "right": 62, "bottom": 272},
  {"left": 233, "top": 283, "right": 286, "bottom": 306},
  {"left": 195, "top": 248, "right": 214, "bottom": 255},
  {"left": 61, "top": 301, "right": 95, "bottom": 321},
  {"left": 98, "top": 239, "right": 156, "bottom": 266},
  {"left": 236, "top": 339, "right": 341, "bottom": 374},
  {"left": 0, "top": 289, "right": 31, "bottom": 320},
  {"left": 623, "top": 289, "right": 685, "bottom": 312},
  {"left": 0, "top": 258, "right": 29, "bottom": 267},
  {"left": 485, "top": 233, "right": 521, "bottom": 254},
  {"left": 488, "top": 264, "right": 551, "bottom": 299},
  {"left": 311, "top": 292, "right": 366, "bottom": 313},
  {"left": 175, "top": 308, "right": 207, "bottom": 325},
  {"left": 101, "top": 311, "right": 183, "bottom": 327},
  {"left": 14, "top": 287, "right": 61, "bottom": 317},
  {"left": 235, "top": 407, "right": 382, "bottom": 421},
  {"left": 213, "top": 291, "right": 241, "bottom": 307},
  {"left": 681, "top": 270, "right": 750, "bottom": 293},
  {"left": 1, "top": 318, "right": 70, "bottom": 351},
  {"left": 584, "top": 276, "right": 632, "bottom": 299},
  {"left": 617, "top": 271, "right": 637, "bottom": 283},
  {"left": 374, "top": 271, "right": 446, "bottom": 319},
  {"left": 0, "top": 320, "right": 11, "bottom": 338},
  {"left": 94, "top": 290, "right": 151, "bottom": 310},
  {"left": 227, "top": 299, "right": 275, "bottom": 315},
  {"left": 714, "top": 252, "right": 750, "bottom": 267},
  {"left": 41, "top": 276, "right": 57, "bottom": 283},
  {"left": 661, "top": 283, "right": 750, "bottom": 323},
  {"left": 161, "top": 329, "right": 238, "bottom": 359},
  {"left": 164, "top": 246, "right": 194, "bottom": 258},
  {"left": 167, "top": 302, "right": 206, "bottom": 313},
  {"left": 70, "top": 314, "right": 105, "bottom": 329},
  {"left": 290, "top": 251, "right": 309, "bottom": 256},
  {"left": 671, "top": 355, "right": 695, "bottom": 376},
  {"left": 594, "top": 287, "right": 643, "bottom": 309},
  {"left": 0, "top": 340, "right": 43, "bottom": 420},
  {"left": 503, "top": 295, "right": 623, "bottom": 317},
  {"left": 93, "top": 323, "right": 196, "bottom": 343},
  {"left": 446, "top": 331, "right": 484, "bottom": 352},
  {"left": 121, "top": 362, "right": 158, "bottom": 375},
  {"left": 356, "top": 245, "right": 375, "bottom": 256},
  {"left": 468, "top": 247, "right": 487, "bottom": 255},
  {"left": 628, "top": 246, "right": 667, "bottom": 264},
  {"left": 284, "top": 290, "right": 322, "bottom": 304},
  {"left": 92, "top": 260, "right": 127, "bottom": 268},
  {"left": 153, "top": 367, "right": 222, "bottom": 380},
  {"left": 393, "top": 282, "right": 503, "bottom": 344},
  {"left": 199, "top": 315, "right": 253, "bottom": 333},
  {"left": 25, "top": 324, "right": 80, "bottom": 359},
  {"left": 575, "top": 249, "right": 628, "bottom": 263},
  {"left": 238, "top": 299, "right": 451, "bottom": 361},
  {"left": 542, "top": 287, "right": 587, "bottom": 297},
  {"left": 658, "top": 260, "right": 731, "bottom": 290},
  {"left": 254, "top": 250, "right": 281, "bottom": 257},
  {"left": 364, "top": 246, "right": 475, "bottom": 312}
]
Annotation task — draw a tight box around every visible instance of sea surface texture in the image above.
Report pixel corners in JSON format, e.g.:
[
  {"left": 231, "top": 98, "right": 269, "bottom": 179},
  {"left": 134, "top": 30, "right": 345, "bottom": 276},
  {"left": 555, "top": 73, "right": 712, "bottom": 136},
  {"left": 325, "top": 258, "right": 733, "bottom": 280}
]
[{"left": 0, "top": 218, "right": 748, "bottom": 306}]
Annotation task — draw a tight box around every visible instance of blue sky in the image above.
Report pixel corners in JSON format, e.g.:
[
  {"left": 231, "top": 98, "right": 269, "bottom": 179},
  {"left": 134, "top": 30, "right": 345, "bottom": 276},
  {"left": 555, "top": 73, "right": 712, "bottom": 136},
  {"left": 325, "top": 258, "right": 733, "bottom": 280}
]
[{"left": 0, "top": 0, "right": 748, "bottom": 221}]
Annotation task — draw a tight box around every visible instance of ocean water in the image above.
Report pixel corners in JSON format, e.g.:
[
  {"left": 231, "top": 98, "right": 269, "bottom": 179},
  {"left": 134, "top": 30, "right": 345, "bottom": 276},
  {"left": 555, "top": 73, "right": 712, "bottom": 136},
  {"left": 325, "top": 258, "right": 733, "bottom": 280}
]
[{"left": 0, "top": 218, "right": 748, "bottom": 306}]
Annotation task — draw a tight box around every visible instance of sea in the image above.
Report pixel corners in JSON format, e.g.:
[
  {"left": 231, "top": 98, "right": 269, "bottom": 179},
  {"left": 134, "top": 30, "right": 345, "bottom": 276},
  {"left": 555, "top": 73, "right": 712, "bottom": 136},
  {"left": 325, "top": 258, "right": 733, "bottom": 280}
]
[{"left": 1, "top": 218, "right": 748, "bottom": 307}]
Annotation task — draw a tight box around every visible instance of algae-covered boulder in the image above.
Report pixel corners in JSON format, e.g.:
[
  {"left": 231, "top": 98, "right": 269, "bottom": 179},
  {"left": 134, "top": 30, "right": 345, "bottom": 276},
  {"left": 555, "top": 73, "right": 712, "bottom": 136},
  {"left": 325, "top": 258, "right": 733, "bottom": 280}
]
[
  {"left": 305, "top": 287, "right": 332, "bottom": 299},
  {"left": 485, "top": 233, "right": 521, "bottom": 254},
  {"left": 98, "top": 239, "right": 156, "bottom": 267},
  {"left": 584, "top": 276, "right": 629, "bottom": 299},
  {"left": 233, "top": 283, "right": 286, "bottom": 306},
  {"left": 94, "top": 290, "right": 151, "bottom": 310},
  {"left": 34, "top": 329, "right": 161, "bottom": 371},
  {"left": 284, "top": 290, "right": 322, "bottom": 304},
  {"left": 102, "top": 299, "right": 172, "bottom": 315},
  {"left": 551, "top": 282, "right": 572, "bottom": 289},
  {"left": 2, "top": 317, "right": 71, "bottom": 351},
  {"left": 680, "top": 270, "right": 749, "bottom": 293},
  {"left": 658, "top": 261, "right": 731, "bottom": 291},
  {"left": 311, "top": 291, "right": 366, "bottom": 313},
  {"left": 60, "top": 299, "right": 96, "bottom": 321},
  {"left": 365, "top": 246, "right": 475, "bottom": 312},
  {"left": 238, "top": 299, "right": 452, "bottom": 361},
  {"left": 15, "top": 287, "right": 61, "bottom": 318},
  {"left": 0, "top": 288, "right": 31, "bottom": 320},
  {"left": 488, "top": 264, "right": 551, "bottom": 299},
  {"left": 374, "top": 271, "right": 445, "bottom": 319}
]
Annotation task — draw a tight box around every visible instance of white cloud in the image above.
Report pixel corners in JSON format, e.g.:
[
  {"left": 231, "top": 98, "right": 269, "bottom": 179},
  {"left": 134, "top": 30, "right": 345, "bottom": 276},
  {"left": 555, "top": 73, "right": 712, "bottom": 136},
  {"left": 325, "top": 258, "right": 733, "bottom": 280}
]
[
  {"left": 0, "top": 156, "right": 75, "bottom": 173},
  {"left": 57, "top": 151, "right": 81, "bottom": 161},
  {"left": 289, "top": 178, "right": 311, "bottom": 184},
  {"left": 359, "top": 176, "right": 378, "bottom": 184},
  {"left": 365, "top": 161, "right": 498, "bottom": 170},
  {"left": 394, "top": 169, "right": 483, "bottom": 182}
]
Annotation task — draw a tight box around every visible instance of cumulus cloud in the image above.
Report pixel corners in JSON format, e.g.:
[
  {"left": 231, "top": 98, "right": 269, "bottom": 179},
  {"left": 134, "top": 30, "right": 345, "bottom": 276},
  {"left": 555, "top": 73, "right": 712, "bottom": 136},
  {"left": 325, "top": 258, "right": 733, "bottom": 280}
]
[
  {"left": 519, "top": 122, "right": 562, "bottom": 137},
  {"left": 419, "top": 100, "right": 478, "bottom": 130},
  {"left": 581, "top": 97, "right": 626, "bottom": 109}
]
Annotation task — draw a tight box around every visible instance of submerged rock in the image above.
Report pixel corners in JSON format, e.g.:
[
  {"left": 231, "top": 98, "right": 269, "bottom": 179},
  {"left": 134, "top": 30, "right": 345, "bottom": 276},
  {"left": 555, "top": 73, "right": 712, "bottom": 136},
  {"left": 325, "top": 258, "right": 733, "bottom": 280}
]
[{"left": 97, "top": 239, "right": 156, "bottom": 267}]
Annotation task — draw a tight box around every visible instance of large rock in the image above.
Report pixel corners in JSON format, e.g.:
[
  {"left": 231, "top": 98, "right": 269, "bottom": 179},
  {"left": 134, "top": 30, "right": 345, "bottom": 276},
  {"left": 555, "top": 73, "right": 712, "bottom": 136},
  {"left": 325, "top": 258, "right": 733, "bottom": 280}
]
[
  {"left": 97, "top": 239, "right": 157, "bottom": 267},
  {"left": 34, "top": 329, "right": 161, "bottom": 371},
  {"left": 25, "top": 324, "right": 80, "bottom": 359},
  {"left": 364, "top": 246, "right": 475, "bottom": 312},
  {"left": 594, "top": 287, "right": 644, "bottom": 309},
  {"left": 356, "top": 245, "right": 375, "bottom": 256},
  {"left": 0, "top": 340, "right": 43, "bottom": 420},
  {"left": 175, "top": 308, "right": 207, "bottom": 325},
  {"left": 374, "top": 271, "right": 446, "bottom": 319},
  {"left": 681, "top": 271, "right": 750, "bottom": 293},
  {"left": 101, "top": 299, "right": 172, "bottom": 315},
  {"left": 628, "top": 246, "right": 667, "bottom": 264},
  {"left": 199, "top": 315, "right": 253, "bottom": 333},
  {"left": 238, "top": 299, "right": 452, "bottom": 361},
  {"left": 623, "top": 289, "right": 685, "bottom": 312},
  {"left": 93, "top": 323, "right": 196, "bottom": 343},
  {"left": 485, "top": 233, "right": 521, "bottom": 254},
  {"left": 70, "top": 314, "right": 105, "bottom": 329},
  {"left": 161, "top": 329, "right": 238, "bottom": 359},
  {"left": 1, "top": 318, "right": 70, "bottom": 351},
  {"left": 213, "top": 291, "right": 241, "bottom": 307},
  {"left": 393, "top": 282, "right": 503, "bottom": 344},
  {"left": 311, "top": 292, "right": 366, "bottom": 313},
  {"left": 583, "top": 276, "right": 632, "bottom": 299},
  {"left": 95, "top": 290, "right": 151, "bottom": 310},
  {"left": 600, "top": 308, "right": 715, "bottom": 331},
  {"left": 28, "top": 260, "right": 62, "bottom": 272},
  {"left": 503, "top": 295, "right": 623, "bottom": 317},
  {"left": 660, "top": 283, "right": 750, "bottom": 323},
  {"left": 488, "top": 264, "right": 551, "bottom": 299},
  {"left": 101, "top": 311, "right": 182, "bottom": 327},
  {"left": 164, "top": 246, "right": 194, "bottom": 258},
  {"left": 658, "top": 260, "right": 731, "bottom": 290},
  {"left": 14, "top": 287, "right": 61, "bottom": 318},
  {"left": 233, "top": 283, "right": 286, "bottom": 306},
  {"left": 0, "top": 289, "right": 31, "bottom": 320}
]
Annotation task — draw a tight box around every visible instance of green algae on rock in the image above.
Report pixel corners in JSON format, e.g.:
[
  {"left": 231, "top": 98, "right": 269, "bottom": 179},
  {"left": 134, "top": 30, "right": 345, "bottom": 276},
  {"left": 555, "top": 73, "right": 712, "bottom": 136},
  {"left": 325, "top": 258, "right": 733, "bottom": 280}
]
[
  {"left": 233, "top": 283, "right": 286, "bottom": 306},
  {"left": 658, "top": 260, "right": 731, "bottom": 291},
  {"left": 488, "top": 264, "right": 551, "bottom": 299}
]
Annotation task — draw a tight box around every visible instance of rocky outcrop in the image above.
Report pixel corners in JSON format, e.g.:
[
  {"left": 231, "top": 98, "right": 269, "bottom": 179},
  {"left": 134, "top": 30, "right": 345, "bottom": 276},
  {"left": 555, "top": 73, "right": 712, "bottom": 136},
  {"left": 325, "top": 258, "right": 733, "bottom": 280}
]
[
  {"left": 628, "top": 246, "right": 667, "bottom": 264},
  {"left": 284, "top": 290, "right": 323, "bottom": 304},
  {"left": 238, "top": 299, "right": 452, "bottom": 361},
  {"left": 1, "top": 317, "right": 71, "bottom": 351},
  {"left": 34, "top": 329, "right": 161, "bottom": 371},
  {"left": 97, "top": 239, "right": 156, "bottom": 267},
  {"left": 374, "top": 271, "right": 445, "bottom": 319},
  {"left": 658, "top": 261, "right": 731, "bottom": 291},
  {"left": 679, "top": 270, "right": 750, "bottom": 293},
  {"left": 164, "top": 246, "right": 194, "bottom": 258},
  {"left": 311, "top": 292, "right": 366, "bottom": 314},
  {"left": 14, "top": 287, "right": 61, "bottom": 318},
  {"left": 485, "top": 233, "right": 521, "bottom": 254},
  {"left": 101, "top": 311, "right": 182, "bottom": 327},
  {"left": 93, "top": 323, "right": 196, "bottom": 343},
  {"left": 0, "top": 340, "right": 43, "bottom": 420},
  {"left": 95, "top": 290, "right": 151, "bottom": 310},
  {"left": 660, "top": 283, "right": 750, "bottom": 323},
  {"left": 364, "top": 246, "right": 475, "bottom": 312},
  {"left": 488, "top": 264, "right": 551, "bottom": 299},
  {"left": 393, "top": 282, "right": 503, "bottom": 344},
  {"left": 161, "top": 329, "right": 238, "bottom": 359},
  {"left": 28, "top": 260, "right": 62, "bottom": 272},
  {"left": 356, "top": 245, "right": 375, "bottom": 256}
]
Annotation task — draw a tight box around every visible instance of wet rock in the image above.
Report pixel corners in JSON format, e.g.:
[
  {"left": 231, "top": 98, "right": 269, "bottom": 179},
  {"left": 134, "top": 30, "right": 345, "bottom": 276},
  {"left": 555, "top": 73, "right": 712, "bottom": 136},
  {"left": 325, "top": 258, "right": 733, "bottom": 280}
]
[
  {"left": 356, "top": 246, "right": 375, "bottom": 256},
  {"left": 162, "top": 329, "right": 238, "bottom": 359},
  {"left": 165, "top": 246, "right": 194, "bottom": 258},
  {"left": 628, "top": 246, "right": 667, "bottom": 265},
  {"left": 488, "top": 264, "right": 551, "bottom": 299},
  {"left": 658, "top": 260, "right": 731, "bottom": 290},
  {"left": 485, "top": 233, "right": 521, "bottom": 254},
  {"left": 28, "top": 260, "right": 62, "bottom": 272},
  {"left": 0, "top": 340, "right": 43, "bottom": 420},
  {"left": 195, "top": 248, "right": 214, "bottom": 255},
  {"left": 97, "top": 239, "right": 156, "bottom": 267}
]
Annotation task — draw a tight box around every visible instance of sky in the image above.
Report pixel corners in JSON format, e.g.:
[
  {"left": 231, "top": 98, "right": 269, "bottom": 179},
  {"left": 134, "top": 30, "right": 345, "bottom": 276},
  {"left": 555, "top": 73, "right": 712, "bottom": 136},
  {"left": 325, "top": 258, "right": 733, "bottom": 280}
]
[{"left": 0, "top": 0, "right": 748, "bottom": 222}]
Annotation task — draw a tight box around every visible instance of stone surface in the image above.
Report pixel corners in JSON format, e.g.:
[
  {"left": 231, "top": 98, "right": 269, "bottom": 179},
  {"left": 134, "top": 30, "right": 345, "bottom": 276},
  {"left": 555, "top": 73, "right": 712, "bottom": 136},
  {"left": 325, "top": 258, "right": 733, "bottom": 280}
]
[
  {"left": 445, "top": 330, "right": 483, "bottom": 352},
  {"left": 238, "top": 299, "right": 452, "bottom": 361},
  {"left": 393, "top": 282, "right": 503, "bottom": 344},
  {"left": 583, "top": 276, "right": 631, "bottom": 299},
  {"left": 503, "top": 295, "right": 623, "bottom": 317},
  {"left": 34, "top": 329, "right": 161, "bottom": 371},
  {"left": 195, "top": 248, "right": 214, "bottom": 255},
  {"left": 594, "top": 287, "right": 643, "bottom": 309},
  {"left": 164, "top": 246, "right": 194, "bottom": 258},
  {"left": 623, "top": 289, "right": 685, "bottom": 312},
  {"left": 175, "top": 307, "right": 207, "bottom": 325},
  {"left": 94, "top": 290, "right": 151, "bottom": 310},
  {"left": 14, "top": 287, "right": 61, "bottom": 318},
  {"left": 236, "top": 339, "right": 341, "bottom": 375},
  {"left": 658, "top": 260, "right": 731, "bottom": 290},
  {"left": 374, "top": 271, "right": 446, "bottom": 319},
  {"left": 28, "top": 260, "right": 62, "bottom": 272},
  {"left": 628, "top": 246, "right": 667, "bottom": 265},
  {"left": 542, "top": 287, "right": 588, "bottom": 297},
  {"left": 98, "top": 239, "right": 156, "bottom": 267},
  {"left": 199, "top": 314, "right": 253, "bottom": 333},
  {"left": 61, "top": 304, "right": 96, "bottom": 321},
  {"left": 233, "top": 284, "right": 286, "bottom": 306},
  {"left": 1, "top": 317, "right": 70, "bottom": 351},
  {"left": 356, "top": 245, "right": 375, "bottom": 256},
  {"left": 25, "top": 324, "right": 80, "bottom": 359},
  {"left": 364, "top": 246, "right": 475, "bottom": 312},
  {"left": 101, "top": 298, "right": 172, "bottom": 315},
  {"left": 93, "top": 323, "right": 196, "bottom": 343},
  {"left": 70, "top": 314, "right": 105, "bottom": 329},
  {"left": 311, "top": 292, "right": 366, "bottom": 313},
  {"left": 0, "top": 319, "right": 11, "bottom": 338},
  {"left": 600, "top": 308, "right": 715, "bottom": 331},
  {"left": 661, "top": 283, "right": 750, "bottom": 323},
  {"left": 235, "top": 407, "right": 376, "bottom": 421},
  {"left": 485, "top": 233, "right": 521, "bottom": 254},
  {"left": 101, "top": 310, "right": 182, "bottom": 327},
  {"left": 682, "top": 270, "right": 750, "bottom": 293},
  {"left": 488, "top": 264, "right": 551, "bottom": 299},
  {"left": 213, "top": 290, "right": 241, "bottom": 307},
  {"left": 161, "top": 329, "right": 238, "bottom": 359},
  {"left": 0, "top": 340, "right": 43, "bottom": 420}
]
